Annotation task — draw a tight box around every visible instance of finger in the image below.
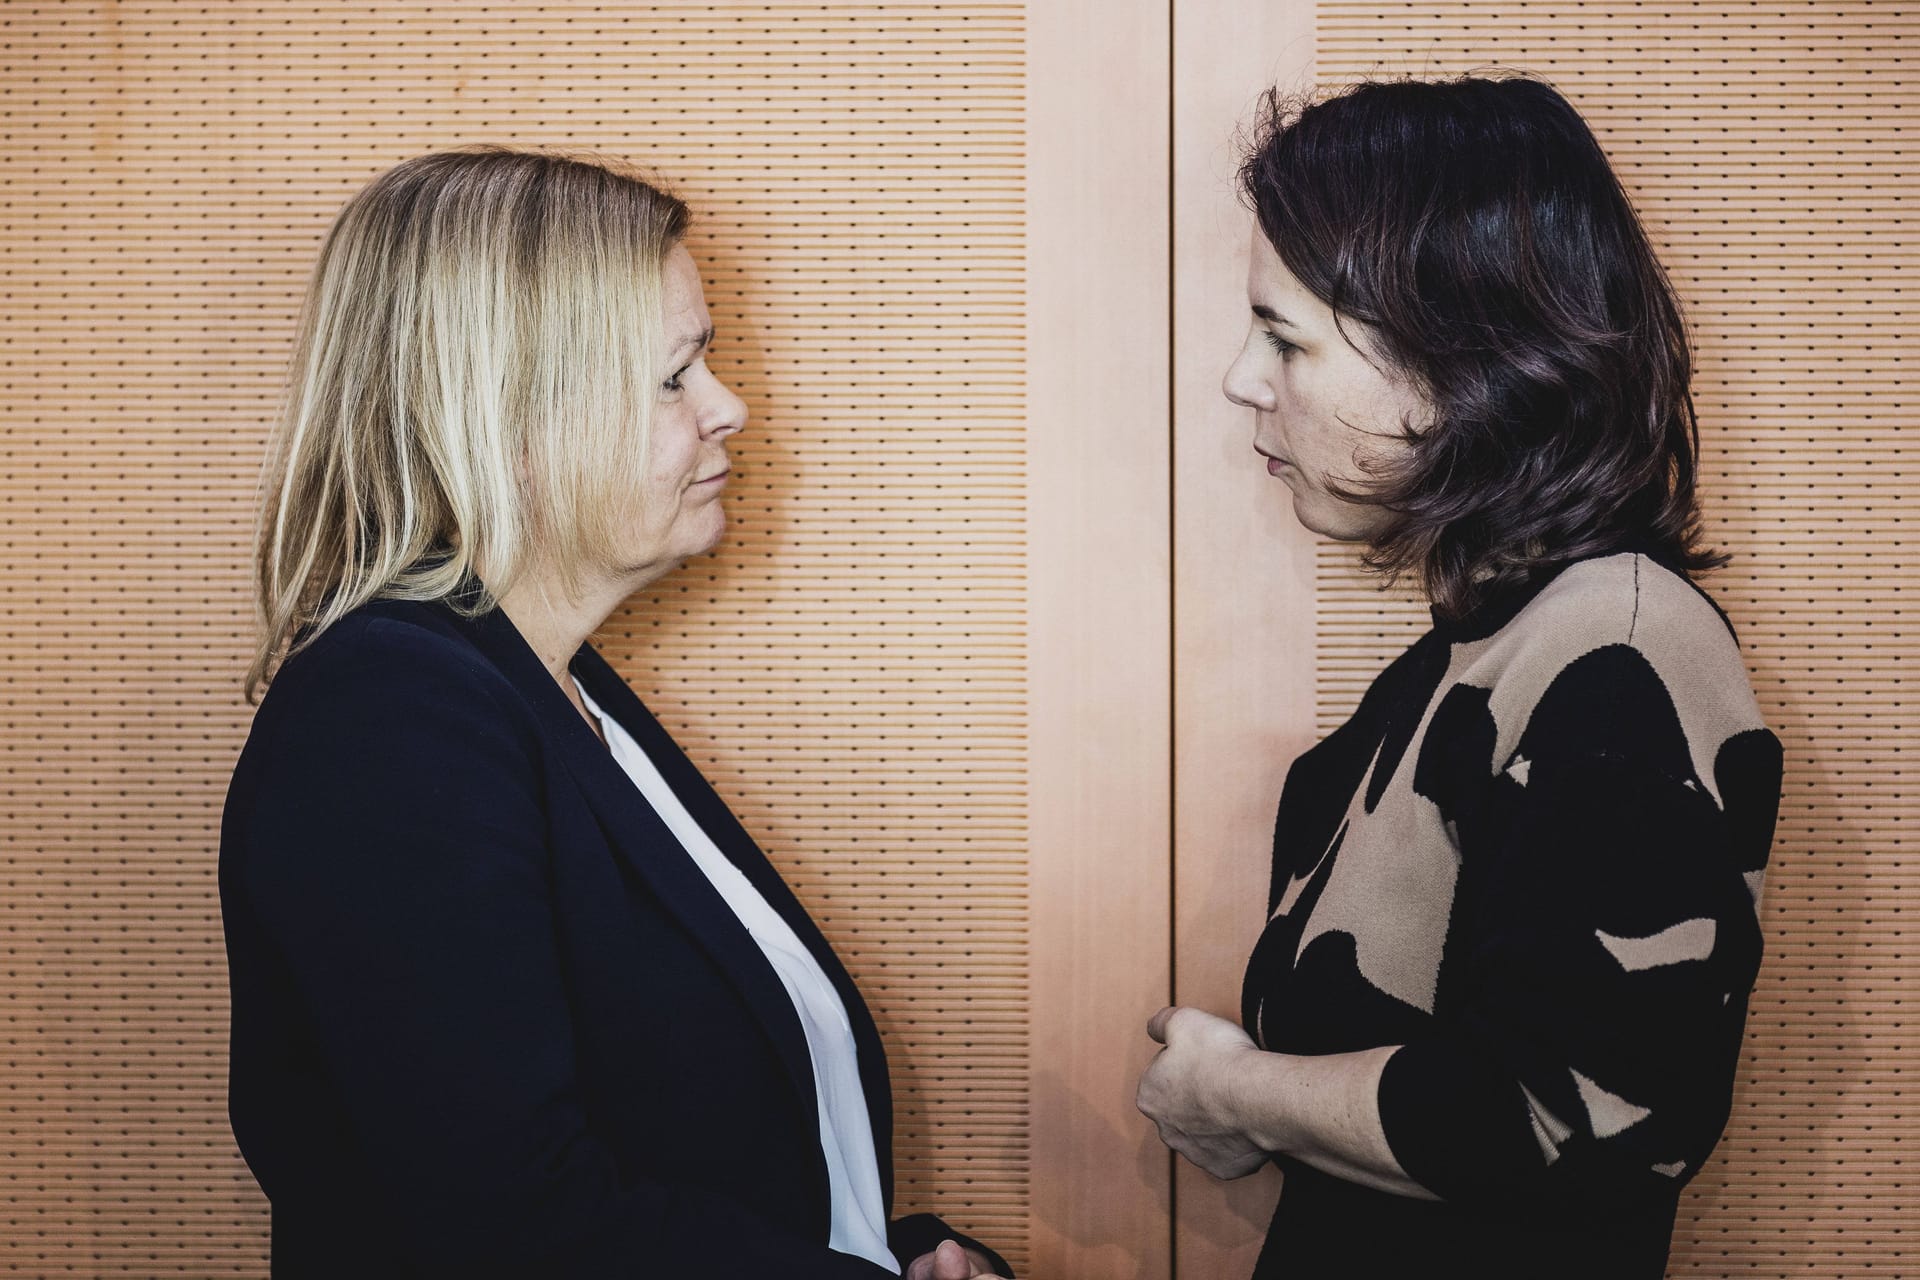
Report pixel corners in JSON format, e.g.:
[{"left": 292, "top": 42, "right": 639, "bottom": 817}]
[
  {"left": 1135, "top": 1051, "right": 1160, "bottom": 1105},
  {"left": 1146, "top": 1005, "right": 1179, "bottom": 1043},
  {"left": 937, "top": 1239, "right": 979, "bottom": 1280}
]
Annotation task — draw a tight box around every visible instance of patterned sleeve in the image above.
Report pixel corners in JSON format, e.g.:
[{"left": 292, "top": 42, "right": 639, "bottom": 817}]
[{"left": 1376, "top": 644, "right": 1782, "bottom": 1208}]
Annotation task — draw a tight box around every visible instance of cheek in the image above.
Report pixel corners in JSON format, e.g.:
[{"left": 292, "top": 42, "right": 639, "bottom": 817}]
[
  {"left": 1280, "top": 361, "right": 1340, "bottom": 419},
  {"left": 1280, "top": 379, "right": 1350, "bottom": 468},
  {"left": 643, "top": 416, "right": 698, "bottom": 480},
  {"left": 1315, "top": 373, "right": 1414, "bottom": 470}
]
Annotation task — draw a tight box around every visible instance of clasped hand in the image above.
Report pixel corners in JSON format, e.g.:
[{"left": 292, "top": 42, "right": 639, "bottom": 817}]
[{"left": 1136, "top": 1006, "right": 1270, "bottom": 1181}]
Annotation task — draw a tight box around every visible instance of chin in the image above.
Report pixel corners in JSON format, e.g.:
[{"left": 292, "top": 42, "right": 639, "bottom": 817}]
[
  {"left": 1292, "top": 496, "right": 1381, "bottom": 544},
  {"left": 688, "top": 514, "right": 728, "bottom": 559}
]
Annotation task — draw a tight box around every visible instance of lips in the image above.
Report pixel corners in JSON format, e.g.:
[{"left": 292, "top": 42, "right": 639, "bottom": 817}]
[
  {"left": 1255, "top": 446, "right": 1293, "bottom": 475},
  {"left": 693, "top": 468, "right": 730, "bottom": 486}
]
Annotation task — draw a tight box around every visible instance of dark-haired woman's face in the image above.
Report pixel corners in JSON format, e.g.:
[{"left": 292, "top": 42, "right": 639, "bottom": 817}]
[{"left": 1222, "top": 230, "right": 1428, "bottom": 542}]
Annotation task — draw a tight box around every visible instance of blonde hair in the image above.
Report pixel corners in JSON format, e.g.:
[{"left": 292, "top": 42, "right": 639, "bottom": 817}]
[{"left": 245, "top": 145, "right": 689, "bottom": 701}]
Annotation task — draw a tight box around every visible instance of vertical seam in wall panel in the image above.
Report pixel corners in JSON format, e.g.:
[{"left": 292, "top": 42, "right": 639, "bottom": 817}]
[{"left": 1165, "top": 0, "right": 1181, "bottom": 1272}]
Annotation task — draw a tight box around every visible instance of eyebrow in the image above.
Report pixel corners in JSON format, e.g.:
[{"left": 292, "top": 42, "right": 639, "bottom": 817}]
[
  {"left": 1251, "top": 305, "right": 1298, "bottom": 330},
  {"left": 670, "top": 326, "right": 716, "bottom": 359}
]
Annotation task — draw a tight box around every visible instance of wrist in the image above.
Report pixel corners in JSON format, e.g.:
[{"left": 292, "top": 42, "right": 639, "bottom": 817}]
[
  {"left": 1219, "top": 1046, "right": 1302, "bottom": 1156},
  {"left": 1202, "top": 1036, "right": 1274, "bottom": 1149}
]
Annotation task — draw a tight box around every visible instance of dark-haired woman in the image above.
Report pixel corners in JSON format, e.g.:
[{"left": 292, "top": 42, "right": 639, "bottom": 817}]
[{"left": 1136, "top": 76, "right": 1781, "bottom": 1278}]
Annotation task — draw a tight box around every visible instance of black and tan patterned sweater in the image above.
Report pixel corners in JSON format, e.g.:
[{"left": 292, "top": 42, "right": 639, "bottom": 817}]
[{"left": 1241, "top": 549, "right": 1782, "bottom": 1279}]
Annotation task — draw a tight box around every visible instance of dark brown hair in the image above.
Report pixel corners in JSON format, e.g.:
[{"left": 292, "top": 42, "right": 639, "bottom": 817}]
[{"left": 1239, "top": 73, "right": 1724, "bottom": 617}]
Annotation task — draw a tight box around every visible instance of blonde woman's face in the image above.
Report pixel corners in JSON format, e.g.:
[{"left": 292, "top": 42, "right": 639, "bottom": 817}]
[
  {"left": 1221, "top": 228, "right": 1426, "bottom": 542},
  {"left": 621, "top": 243, "right": 747, "bottom": 574}
]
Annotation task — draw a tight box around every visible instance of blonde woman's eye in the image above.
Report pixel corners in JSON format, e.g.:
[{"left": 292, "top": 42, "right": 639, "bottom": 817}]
[{"left": 662, "top": 366, "right": 690, "bottom": 392}]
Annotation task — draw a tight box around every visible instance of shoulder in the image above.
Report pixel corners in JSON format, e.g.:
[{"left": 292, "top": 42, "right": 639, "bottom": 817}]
[
  {"left": 227, "top": 601, "right": 552, "bottom": 883},
  {"left": 1519, "top": 553, "right": 1760, "bottom": 725},
  {"left": 225, "top": 604, "right": 559, "bottom": 940},
  {"left": 1497, "top": 552, "right": 1738, "bottom": 661},
  {"left": 244, "top": 600, "right": 541, "bottom": 783},
  {"left": 267, "top": 600, "right": 518, "bottom": 711},
  {"left": 1455, "top": 553, "right": 1776, "bottom": 803}
]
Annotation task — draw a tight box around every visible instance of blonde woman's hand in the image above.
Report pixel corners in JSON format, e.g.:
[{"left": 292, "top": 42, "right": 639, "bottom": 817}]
[
  {"left": 1137, "top": 1005, "right": 1270, "bottom": 1181},
  {"left": 903, "top": 1239, "right": 1000, "bottom": 1280}
]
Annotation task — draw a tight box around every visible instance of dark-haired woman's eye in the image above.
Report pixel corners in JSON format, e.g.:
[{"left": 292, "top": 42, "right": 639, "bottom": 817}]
[{"left": 1263, "top": 330, "right": 1297, "bottom": 357}]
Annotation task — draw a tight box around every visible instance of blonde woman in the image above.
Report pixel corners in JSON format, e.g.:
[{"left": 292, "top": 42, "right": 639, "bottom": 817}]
[{"left": 220, "top": 148, "right": 1010, "bottom": 1280}]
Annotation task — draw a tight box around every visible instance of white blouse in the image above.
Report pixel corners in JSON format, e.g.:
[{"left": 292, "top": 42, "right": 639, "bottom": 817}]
[{"left": 572, "top": 677, "right": 900, "bottom": 1274}]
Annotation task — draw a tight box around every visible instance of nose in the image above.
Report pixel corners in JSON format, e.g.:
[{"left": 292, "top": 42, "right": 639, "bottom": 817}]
[
  {"left": 703, "top": 377, "right": 748, "bottom": 440},
  {"left": 1222, "top": 335, "right": 1275, "bottom": 412}
]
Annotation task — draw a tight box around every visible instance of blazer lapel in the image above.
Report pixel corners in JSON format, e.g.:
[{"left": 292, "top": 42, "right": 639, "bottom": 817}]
[
  {"left": 431, "top": 596, "right": 828, "bottom": 1143},
  {"left": 567, "top": 642, "right": 899, "bottom": 1207}
]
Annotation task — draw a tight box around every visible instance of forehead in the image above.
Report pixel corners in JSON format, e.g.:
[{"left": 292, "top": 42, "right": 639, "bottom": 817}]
[
  {"left": 1245, "top": 224, "right": 1407, "bottom": 377},
  {"left": 1246, "top": 228, "right": 1320, "bottom": 312},
  {"left": 661, "top": 243, "right": 710, "bottom": 324}
]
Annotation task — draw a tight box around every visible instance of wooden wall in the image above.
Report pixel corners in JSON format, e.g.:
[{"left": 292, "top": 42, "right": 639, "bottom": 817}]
[{"left": 0, "top": 3, "right": 1908, "bottom": 1276}]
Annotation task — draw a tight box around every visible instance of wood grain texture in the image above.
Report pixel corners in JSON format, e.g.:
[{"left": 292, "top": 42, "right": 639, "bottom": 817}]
[
  {"left": 1028, "top": 2, "right": 1176, "bottom": 1275},
  {"left": 1168, "top": 2, "right": 1316, "bottom": 1276}
]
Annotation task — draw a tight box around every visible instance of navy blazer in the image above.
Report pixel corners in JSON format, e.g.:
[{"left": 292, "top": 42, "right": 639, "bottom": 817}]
[{"left": 220, "top": 587, "right": 1007, "bottom": 1278}]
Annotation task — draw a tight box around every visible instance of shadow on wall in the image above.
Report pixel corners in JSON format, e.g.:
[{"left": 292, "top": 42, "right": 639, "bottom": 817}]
[{"left": 1030, "top": 1062, "right": 1186, "bottom": 1280}]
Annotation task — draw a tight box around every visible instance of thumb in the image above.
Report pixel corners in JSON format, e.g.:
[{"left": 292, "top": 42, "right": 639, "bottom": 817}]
[
  {"left": 1147, "top": 1005, "right": 1180, "bottom": 1044},
  {"left": 931, "top": 1239, "right": 974, "bottom": 1280}
]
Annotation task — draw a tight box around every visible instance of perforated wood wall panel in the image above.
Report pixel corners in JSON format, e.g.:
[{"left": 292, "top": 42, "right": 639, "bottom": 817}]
[
  {"left": 0, "top": 4, "right": 1027, "bottom": 1274},
  {"left": 1312, "top": 4, "right": 1913, "bottom": 1275}
]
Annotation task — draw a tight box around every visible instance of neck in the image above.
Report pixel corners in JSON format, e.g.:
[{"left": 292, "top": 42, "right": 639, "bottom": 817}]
[{"left": 492, "top": 566, "right": 637, "bottom": 686}]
